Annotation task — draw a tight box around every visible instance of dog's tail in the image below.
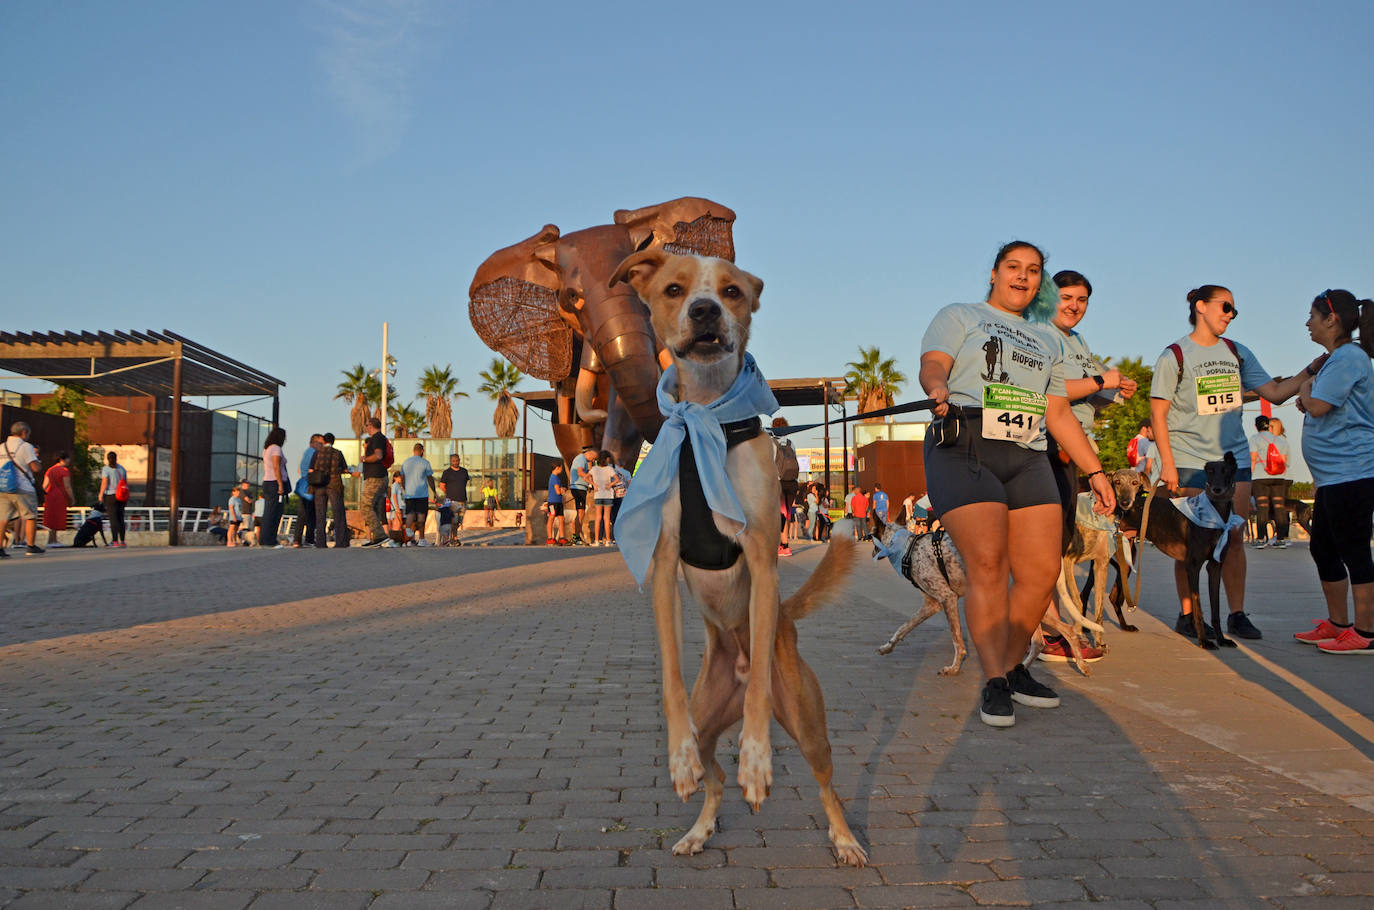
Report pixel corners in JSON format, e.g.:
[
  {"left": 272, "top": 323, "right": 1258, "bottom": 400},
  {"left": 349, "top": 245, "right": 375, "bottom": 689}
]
[{"left": 782, "top": 535, "right": 859, "bottom": 622}]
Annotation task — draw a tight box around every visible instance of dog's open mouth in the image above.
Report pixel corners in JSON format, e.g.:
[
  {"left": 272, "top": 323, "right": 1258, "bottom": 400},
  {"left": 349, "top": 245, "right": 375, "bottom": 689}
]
[{"left": 677, "top": 332, "right": 735, "bottom": 357}]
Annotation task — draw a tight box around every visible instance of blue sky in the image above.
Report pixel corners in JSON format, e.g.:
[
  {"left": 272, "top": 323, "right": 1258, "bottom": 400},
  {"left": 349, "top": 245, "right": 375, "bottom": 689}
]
[{"left": 3, "top": 1, "right": 1372, "bottom": 481}]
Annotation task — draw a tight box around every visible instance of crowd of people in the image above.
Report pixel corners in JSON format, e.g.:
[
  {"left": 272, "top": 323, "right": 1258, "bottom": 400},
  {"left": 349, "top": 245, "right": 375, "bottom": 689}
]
[
  {"left": 544, "top": 444, "right": 631, "bottom": 546},
  {"left": 909, "top": 239, "right": 1374, "bottom": 729}
]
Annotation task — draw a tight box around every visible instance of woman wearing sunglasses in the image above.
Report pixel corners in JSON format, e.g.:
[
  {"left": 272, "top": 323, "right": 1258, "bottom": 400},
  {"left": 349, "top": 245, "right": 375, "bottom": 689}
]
[
  {"left": 1293, "top": 290, "right": 1374, "bottom": 654},
  {"left": 1149, "top": 285, "right": 1309, "bottom": 641}
]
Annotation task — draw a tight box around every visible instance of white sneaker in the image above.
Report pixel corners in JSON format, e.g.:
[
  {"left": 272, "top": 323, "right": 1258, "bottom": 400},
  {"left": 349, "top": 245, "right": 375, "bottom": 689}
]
[
  {"left": 1268, "top": 537, "right": 1279, "bottom": 547},
  {"left": 385, "top": 540, "right": 401, "bottom": 548},
  {"left": 417, "top": 540, "right": 431, "bottom": 547}
]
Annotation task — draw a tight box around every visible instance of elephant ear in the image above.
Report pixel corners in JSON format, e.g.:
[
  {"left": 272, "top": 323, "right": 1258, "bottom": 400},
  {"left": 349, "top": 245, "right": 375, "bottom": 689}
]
[
  {"left": 613, "top": 196, "right": 737, "bottom": 261},
  {"left": 469, "top": 225, "right": 575, "bottom": 382}
]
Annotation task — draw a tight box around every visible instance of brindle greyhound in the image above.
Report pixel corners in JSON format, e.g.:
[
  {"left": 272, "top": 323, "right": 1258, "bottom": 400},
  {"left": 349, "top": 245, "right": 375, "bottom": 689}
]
[{"left": 1112, "top": 453, "right": 1240, "bottom": 650}]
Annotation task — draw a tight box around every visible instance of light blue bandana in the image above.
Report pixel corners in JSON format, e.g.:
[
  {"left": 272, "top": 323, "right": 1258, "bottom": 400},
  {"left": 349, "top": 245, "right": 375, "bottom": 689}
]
[
  {"left": 1171, "top": 493, "right": 1247, "bottom": 562},
  {"left": 872, "top": 527, "right": 914, "bottom": 578},
  {"left": 1076, "top": 492, "right": 1117, "bottom": 533},
  {"left": 615, "top": 353, "right": 779, "bottom": 587}
]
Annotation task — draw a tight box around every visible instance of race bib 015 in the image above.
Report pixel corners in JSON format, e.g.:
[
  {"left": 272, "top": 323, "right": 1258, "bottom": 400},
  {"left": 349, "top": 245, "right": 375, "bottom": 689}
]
[
  {"left": 1195, "top": 373, "right": 1241, "bottom": 416},
  {"left": 983, "top": 383, "right": 1047, "bottom": 443}
]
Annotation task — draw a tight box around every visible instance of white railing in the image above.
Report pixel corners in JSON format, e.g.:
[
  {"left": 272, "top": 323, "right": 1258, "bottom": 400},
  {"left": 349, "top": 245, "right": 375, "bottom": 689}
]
[{"left": 40, "top": 507, "right": 296, "bottom": 536}]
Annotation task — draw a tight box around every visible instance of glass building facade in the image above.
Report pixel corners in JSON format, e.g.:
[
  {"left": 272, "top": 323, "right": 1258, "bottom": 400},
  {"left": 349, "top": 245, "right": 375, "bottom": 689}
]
[
  {"left": 209, "top": 408, "right": 271, "bottom": 508},
  {"left": 333, "top": 436, "right": 523, "bottom": 509}
]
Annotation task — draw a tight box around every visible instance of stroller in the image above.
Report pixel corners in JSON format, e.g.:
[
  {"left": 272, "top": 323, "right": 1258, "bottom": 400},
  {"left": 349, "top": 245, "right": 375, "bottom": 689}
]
[{"left": 71, "top": 505, "right": 109, "bottom": 548}]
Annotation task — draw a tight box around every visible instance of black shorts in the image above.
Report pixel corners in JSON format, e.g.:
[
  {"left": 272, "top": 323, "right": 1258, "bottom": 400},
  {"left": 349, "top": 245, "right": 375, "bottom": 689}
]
[
  {"left": 548, "top": 501, "right": 565, "bottom": 516},
  {"left": 571, "top": 488, "right": 588, "bottom": 510},
  {"left": 780, "top": 479, "right": 799, "bottom": 506},
  {"left": 923, "top": 414, "right": 1060, "bottom": 514},
  {"left": 405, "top": 498, "right": 429, "bottom": 518}
]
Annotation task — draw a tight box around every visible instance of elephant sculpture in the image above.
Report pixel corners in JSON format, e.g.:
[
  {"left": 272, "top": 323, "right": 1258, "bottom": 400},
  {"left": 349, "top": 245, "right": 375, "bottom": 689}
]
[{"left": 469, "top": 197, "right": 736, "bottom": 469}]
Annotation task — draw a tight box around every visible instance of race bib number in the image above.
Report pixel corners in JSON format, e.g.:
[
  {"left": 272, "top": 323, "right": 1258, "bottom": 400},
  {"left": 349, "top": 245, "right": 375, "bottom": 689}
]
[
  {"left": 1195, "top": 373, "right": 1241, "bottom": 415},
  {"left": 983, "top": 383, "right": 1047, "bottom": 443}
]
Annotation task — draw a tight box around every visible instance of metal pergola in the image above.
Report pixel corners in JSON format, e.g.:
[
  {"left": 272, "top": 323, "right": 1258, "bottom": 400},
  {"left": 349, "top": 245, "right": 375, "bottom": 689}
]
[
  {"left": 514, "top": 376, "right": 851, "bottom": 491},
  {"left": 0, "top": 330, "right": 286, "bottom": 545}
]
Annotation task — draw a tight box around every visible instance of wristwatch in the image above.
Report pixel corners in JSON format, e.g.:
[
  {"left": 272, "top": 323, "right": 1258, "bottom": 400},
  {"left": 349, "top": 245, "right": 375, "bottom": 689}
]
[{"left": 1091, "top": 374, "right": 1105, "bottom": 389}]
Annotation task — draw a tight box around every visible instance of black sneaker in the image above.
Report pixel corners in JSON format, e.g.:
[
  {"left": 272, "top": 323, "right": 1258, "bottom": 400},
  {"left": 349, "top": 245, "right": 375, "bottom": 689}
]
[
  {"left": 1227, "top": 611, "right": 1263, "bottom": 640},
  {"left": 979, "top": 677, "right": 1015, "bottom": 728},
  {"left": 361, "top": 537, "right": 387, "bottom": 549},
  {"left": 25, "top": 544, "right": 45, "bottom": 556},
  {"left": 1174, "top": 613, "right": 1216, "bottom": 639},
  {"left": 0, "top": 547, "right": 8, "bottom": 558},
  {"left": 1007, "top": 663, "right": 1060, "bottom": 708}
]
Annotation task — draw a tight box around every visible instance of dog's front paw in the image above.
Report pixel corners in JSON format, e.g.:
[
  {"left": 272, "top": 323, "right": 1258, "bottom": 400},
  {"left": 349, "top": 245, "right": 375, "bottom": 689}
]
[
  {"left": 830, "top": 828, "right": 869, "bottom": 867},
  {"left": 737, "top": 736, "right": 772, "bottom": 811},
  {"left": 669, "top": 737, "right": 704, "bottom": 801},
  {"left": 1121, "top": 623, "right": 1139, "bottom": 633},
  {"left": 1200, "top": 638, "right": 1219, "bottom": 651},
  {"left": 1217, "top": 637, "right": 1238, "bottom": 648},
  {"left": 672, "top": 819, "right": 715, "bottom": 856}
]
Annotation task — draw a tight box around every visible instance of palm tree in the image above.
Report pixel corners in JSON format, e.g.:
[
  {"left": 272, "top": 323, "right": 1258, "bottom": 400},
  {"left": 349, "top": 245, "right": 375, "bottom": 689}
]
[
  {"left": 843, "top": 346, "right": 907, "bottom": 420},
  {"left": 418, "top": 364, "right": 468, "bottom": 439},
  {"left": 388, "top": 401, "right": 428, "bottom": 438},
  {"left": 335, "top": 364, "right": 372, "bottom": 437},
  {"left": 478, "top": 358, "right": 524, "bottom": 438}
]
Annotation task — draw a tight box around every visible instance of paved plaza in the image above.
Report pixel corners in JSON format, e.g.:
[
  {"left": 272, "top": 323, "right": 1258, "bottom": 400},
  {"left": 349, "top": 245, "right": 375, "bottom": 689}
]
[{"left": 2, "top": 534, "right": 1373, "bottom": 909}]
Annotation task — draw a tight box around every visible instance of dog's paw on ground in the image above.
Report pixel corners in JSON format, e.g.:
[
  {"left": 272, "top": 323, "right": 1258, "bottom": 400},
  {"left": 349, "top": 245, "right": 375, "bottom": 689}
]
[
  {"left": 669, "top": 738, "right": 704, "bottom": 801},
  {"left": 672, "top": 820, "right": 715, "bottom": 855},
  {"left": 737, "top": 735, "right": 772, "bottom": 810},
  {"left": 830, "top": 831, "right": 869, "bottom": 867}
]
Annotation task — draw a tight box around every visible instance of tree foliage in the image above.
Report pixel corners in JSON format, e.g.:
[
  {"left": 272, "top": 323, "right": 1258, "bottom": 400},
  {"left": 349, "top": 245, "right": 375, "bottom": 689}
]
[
  {"left": 388, "top": 401, "right": 427, "bottom": 438},
  {"left": 843, "top": 346, "right": 907, "bottom": 419},
  {"left": 478, "top": 358, "right": 524, "bottom": 438},
  {"left": 418, "top": 364, "right": 467, "bottom": 438},
  {"left": 31, "top": 384, "right": 100, "bottom": 503},
  {"left": 1091, "top": 355, "right": 1154, "bottom": 472}
]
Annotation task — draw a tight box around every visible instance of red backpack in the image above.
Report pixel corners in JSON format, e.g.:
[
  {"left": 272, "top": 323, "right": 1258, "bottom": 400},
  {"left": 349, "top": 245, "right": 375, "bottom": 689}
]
[
  {"left": 382, "top": 440, "right": 395, "bottom": 470},
  {"left": 1265, "top": 442, "right": 1286, "bottom": 475},
  {"left": 1126, "top": 436, "right": 1141, "bottom": 468}
]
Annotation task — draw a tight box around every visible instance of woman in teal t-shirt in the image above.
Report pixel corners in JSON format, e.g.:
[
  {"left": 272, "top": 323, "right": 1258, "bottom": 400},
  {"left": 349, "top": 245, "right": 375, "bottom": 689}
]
[
  {"left": 1148, "top": 285, "right": 1309, "bottom": 642},
  {"left": 1293, "top": 289, "right": 1374, "bottom": 654},
  {"left": 918, "top": 240, "right": 1114, "bottom": 728}
]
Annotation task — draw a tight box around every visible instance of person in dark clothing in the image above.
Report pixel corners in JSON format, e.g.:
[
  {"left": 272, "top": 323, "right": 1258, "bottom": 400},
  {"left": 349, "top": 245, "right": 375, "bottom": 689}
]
[
  {"left": 439, "top": 454, "right": 470, "bottom": 542},
  {"left": 359, "top": 417, "right": 389, "bottom": 546},
  {"left": 311, "top": 433, "right": 351, "bottom": 548}
]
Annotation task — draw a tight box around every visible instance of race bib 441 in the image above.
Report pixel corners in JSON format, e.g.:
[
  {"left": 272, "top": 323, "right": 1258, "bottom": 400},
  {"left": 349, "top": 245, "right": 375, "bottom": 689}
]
[
  {"left": 983, "top": 383, "right": 1047, "bottom": 443},
  {"left": 1195, "top": 373, "right": 1241, "bottom": 416}
]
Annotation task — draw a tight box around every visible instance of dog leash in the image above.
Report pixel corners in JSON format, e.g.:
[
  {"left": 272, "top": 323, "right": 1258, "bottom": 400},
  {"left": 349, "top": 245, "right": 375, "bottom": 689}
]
[
  {"left": 1131, "top": 481, "right": 1164, "bottom": 608},
  {"left": 770, "top": 398, "right": 936, "bottom": 437}
]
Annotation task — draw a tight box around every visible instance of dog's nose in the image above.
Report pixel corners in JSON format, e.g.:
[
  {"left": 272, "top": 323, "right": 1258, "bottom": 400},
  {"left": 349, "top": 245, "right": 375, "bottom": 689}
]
[{"left": 688, "top": 298, "right": 722, "bottom": 323}]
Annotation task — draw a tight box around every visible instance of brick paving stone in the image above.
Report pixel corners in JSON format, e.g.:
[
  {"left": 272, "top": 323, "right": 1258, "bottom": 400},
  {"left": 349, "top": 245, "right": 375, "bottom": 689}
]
[
  {"left": 372, "top": 892, "right": 492, "bottom": 910},
  {"left": 613, "top": 888, "right": 736, "bottom": 910},
  {"left": 730, "top": 886, "right": 856, "bottom": 910},
  {"left": 488, "top": 889, "right": 612, "bottom": 910},
  {"left": 6, "top": 894, "right": 139, "bottom": 909},
  {"left": 851, "top": 884, "right": 976, "bottom": 907},
  {"left": 965, "top": 878, "right": 1088, "bottom": 905},
  {"left": 246, "top": 893, "right": 372, "bottom": 910},
  {"left": 79, "top": 869, "right": 208, "bottom": 891},
  {"left": 126, "top": 893, "right": 254, "bottom": 910}
]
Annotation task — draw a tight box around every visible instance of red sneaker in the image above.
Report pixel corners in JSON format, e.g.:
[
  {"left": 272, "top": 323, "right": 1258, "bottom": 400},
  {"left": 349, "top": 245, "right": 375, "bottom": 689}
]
[
  {"left": 1317, "top": 627, "right": 1374, "bottom": 655},
  {"left": 778, "top": 544, "right": 792, "bottom": 557},
  {"left": 1037, "top": 635, "right": 1105, "bottom": 663},
  {"left": 546, "top": 538, "right": 555, "bottom": 546},
  {"left": 1295, "top": 619, "right": 1347, "bottom": 644}
]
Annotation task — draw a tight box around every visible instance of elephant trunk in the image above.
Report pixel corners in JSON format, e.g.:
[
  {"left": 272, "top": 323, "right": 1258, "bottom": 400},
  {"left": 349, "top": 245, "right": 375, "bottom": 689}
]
[{"left": 590, "top": 283, "right": 663, "bottom": 442}]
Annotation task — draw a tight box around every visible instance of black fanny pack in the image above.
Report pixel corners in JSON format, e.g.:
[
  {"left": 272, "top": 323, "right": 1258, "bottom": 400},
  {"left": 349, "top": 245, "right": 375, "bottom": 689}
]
[{"left": 931, "top": 405, "right": 970, "bottom": 448}]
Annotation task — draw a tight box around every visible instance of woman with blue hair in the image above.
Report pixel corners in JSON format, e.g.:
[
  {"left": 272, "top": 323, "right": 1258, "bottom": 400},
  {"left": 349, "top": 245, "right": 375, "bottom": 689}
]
[{"left": 918, "top": 240, "right": 1114, "bottom": 728}]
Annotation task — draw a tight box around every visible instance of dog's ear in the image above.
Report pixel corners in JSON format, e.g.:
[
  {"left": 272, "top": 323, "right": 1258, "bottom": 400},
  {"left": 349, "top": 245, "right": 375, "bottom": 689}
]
[
  {"left": 609, "top": 250, "right": 668, "bottom": 292},
  {"left": 738, "top": 267, "right": 764, "bottom": 312}
]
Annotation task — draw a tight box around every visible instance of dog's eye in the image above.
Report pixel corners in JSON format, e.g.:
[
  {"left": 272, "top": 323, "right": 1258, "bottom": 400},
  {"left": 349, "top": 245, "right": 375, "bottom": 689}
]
[
  {"left": 722, "top": 285, "right": 740, "bottom": 298},
  {"left": 664, "top": 283, "right": 684, "bottom": 297}
]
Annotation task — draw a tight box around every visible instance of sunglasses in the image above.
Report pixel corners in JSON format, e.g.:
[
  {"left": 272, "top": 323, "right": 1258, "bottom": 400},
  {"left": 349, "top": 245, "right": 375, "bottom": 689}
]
[
  {"left": 1216, "top": 301, "right": 1238, "bottom": 317},
  {"left": 1317, "top": 289, "right": 1336, "bottom": 316}
]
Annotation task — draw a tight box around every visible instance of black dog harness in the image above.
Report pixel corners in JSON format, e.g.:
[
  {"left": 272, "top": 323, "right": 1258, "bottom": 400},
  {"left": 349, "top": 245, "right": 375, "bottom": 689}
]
[
  {"left": 897, "top": 529, "right": 953, "bottom": 587},
  {"left": 679, "top": 417, "right": 762, "bottom": 571}
]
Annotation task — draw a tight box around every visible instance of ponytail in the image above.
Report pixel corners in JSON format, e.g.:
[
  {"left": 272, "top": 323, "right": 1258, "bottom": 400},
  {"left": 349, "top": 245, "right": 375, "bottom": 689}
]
[{"left": 1359, "top": 298, "right": 1374, "bottom": 358}]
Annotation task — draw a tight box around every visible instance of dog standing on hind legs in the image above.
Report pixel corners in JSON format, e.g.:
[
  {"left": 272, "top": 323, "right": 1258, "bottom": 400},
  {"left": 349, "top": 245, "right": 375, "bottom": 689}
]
[{"left": 610, "top": 249, "right": 867, "bottom": 866}]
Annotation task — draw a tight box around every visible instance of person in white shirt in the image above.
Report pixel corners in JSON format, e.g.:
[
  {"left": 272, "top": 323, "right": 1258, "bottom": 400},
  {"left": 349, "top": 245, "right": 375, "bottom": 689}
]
[
  {"left": 0, "top": 421, "right": 44, "bottom": 556},
  {"left": 1249, "top": 415, "right": 1293, "bottom": 548},
  {"left": 588, "top": 449, "right": 619, "bottom": 547}
]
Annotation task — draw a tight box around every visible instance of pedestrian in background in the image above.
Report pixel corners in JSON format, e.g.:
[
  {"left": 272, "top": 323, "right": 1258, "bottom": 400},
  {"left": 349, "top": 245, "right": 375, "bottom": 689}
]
[
  {"left": 294, "top": 433, "right": 322, "bottom": 547},
  {"left": 260, "top": 427, "right": 289, "bottom": 548},
  {"left": 401, "top": 443, "right": 436, "bottom": 546},
  {"left": 42, "top": 451, "right": 75, "bottom": 547},
  {"left": 440, "top": 454, "right": 470, "bottom": 543},
  {"left": 311, "top": 432, "right": 350, "bottom": 549},
  {"left": 610, "top": 456, "right": 631, "bottom": 544},
  {"left": 98, "top": 450, "right": 128, "bottom": 548},
  {"left": 0, "top": 421, "right": 43, "bottom": 557},
  {"left": 482, "top": 477, "right": 499, "bottom": 528},
  {"left": 1250, "top": 415, "right": 1292, "bottom": 548},
  {"left": 359, "top": 417, "right": 390, "bottom": 547}
]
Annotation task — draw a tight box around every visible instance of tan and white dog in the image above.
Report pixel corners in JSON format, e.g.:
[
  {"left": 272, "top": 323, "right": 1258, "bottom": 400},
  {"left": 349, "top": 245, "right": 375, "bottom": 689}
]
[{"left": 609, "top": 250, "right": 867, "bottom": 866}]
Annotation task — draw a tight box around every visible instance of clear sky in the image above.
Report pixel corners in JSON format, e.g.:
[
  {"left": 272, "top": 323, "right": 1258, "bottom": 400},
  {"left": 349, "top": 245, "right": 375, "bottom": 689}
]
[{"left": 3, "top": 1, "right": 1372, "bottom": 482}]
